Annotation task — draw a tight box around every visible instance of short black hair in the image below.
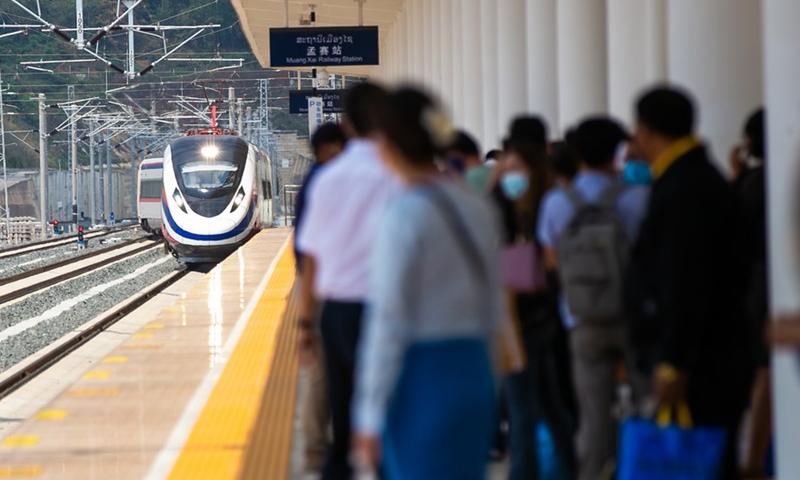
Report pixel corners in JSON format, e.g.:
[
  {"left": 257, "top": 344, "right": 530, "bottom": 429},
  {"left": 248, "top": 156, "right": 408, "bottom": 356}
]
[
  {"left": 636, "top": 86, "right": 695, "bottom": 139},
  {"left": 343, "top": 82, "right": 387, "bottom": 136},
  {"left": 486, "top": 149, "right": 502, "bottom": 161},
  {"left": 310, "top": 123, "right": 347, "bottom": 156},
  {"left": 507, "top": 116, "right": 548, "bottom": 147},
  {"left": 449, "top": 131, "right": 480, "bottom": 157},
  {"left": 549, "top": 141, "right": 579, "bottom": 180},
  {"left": 564, "top": 128, "right": 578, "bottom": 147},
  {"left": 744, "top": 108, "right": 765, "bottom": 159},
  {"left": 574, "top": 117, "right": 630, "bottom": 168}
]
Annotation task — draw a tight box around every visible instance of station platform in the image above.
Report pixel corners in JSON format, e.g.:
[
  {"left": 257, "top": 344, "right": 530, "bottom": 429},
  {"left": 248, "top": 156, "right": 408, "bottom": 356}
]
[{"left": 0, "top": 228, "right": 301, "bottom": 480}]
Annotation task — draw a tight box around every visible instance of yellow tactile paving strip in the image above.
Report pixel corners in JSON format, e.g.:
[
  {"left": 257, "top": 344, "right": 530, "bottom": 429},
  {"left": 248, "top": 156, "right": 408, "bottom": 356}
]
[
  {"left": 239, "top": 284, "right": 300, "bottom": 480},
  {"left": 167, "top": 240, "right": 297, "bottom": 480},
  {"left": 0, "top": 228, "right": 293, "bottom": 480}
]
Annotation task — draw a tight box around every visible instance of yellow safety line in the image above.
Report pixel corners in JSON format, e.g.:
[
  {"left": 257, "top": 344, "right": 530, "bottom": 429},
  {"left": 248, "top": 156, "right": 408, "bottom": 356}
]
[
  {"left": 0, "top": 465, "right": 42, "bottom": 477},
  {"left": 167, "top": 244, "right": 296, "bottom": 480},
  {"left": 33, "top": 410, "right": 68, "bottom": 420},
  {"left": 1, "top": 437, "right": 39, "bottom": 447},
  {"left": 238, "top": 283, "right": 301, "bottom": 480}
]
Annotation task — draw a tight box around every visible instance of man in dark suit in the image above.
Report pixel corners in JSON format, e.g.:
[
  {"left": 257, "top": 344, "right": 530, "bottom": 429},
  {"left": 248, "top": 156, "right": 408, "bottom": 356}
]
[{"left": 627, "top": 86, "right": 756, "bottom": 479}]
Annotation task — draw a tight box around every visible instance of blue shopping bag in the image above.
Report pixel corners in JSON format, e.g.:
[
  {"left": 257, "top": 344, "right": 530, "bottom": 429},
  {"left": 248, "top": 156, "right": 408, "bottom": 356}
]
[
  {"left": 617, "top": 416, "right": 727, "bottom": 480},
  {"left": 536, "top": 421, "right": 563, "bottom": 480}
]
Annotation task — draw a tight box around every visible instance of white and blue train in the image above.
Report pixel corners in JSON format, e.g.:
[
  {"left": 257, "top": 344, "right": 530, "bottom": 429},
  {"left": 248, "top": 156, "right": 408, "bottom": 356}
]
[
  {"left": 161, "top": 134, "right": 274, "bottom": 263},
  {"left": 137, "top": 156, "right": 164, "bottom": 235}
]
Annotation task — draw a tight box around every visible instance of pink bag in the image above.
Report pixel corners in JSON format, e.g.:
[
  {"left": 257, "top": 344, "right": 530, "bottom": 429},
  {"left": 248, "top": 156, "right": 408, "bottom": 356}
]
[{"left": 500, "top": 243, "right": 547, "bottom": 292}]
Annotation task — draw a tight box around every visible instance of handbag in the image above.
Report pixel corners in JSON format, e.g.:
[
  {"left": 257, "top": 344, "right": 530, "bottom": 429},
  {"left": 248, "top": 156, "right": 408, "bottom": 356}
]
[
  {"left": 617, "top": 402, "right": 728, "bottom": 480},
  {"left": 500, "top": 241, "right": 547, "bottom": 292},
  {"left": 422, "top": 184, "right": 526, "bottom": 374}
]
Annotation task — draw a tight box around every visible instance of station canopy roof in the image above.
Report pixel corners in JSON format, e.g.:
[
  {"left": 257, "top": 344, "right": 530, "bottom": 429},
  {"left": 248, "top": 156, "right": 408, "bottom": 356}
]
[{"left": 229, "top": 0, "right": 404, "bottom": 76}]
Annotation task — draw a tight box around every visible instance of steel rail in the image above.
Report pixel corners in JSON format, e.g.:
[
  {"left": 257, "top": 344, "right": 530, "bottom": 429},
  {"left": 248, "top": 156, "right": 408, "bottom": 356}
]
[
  {"left": 0, "top": 236, "right": 150, "bottom": 287},
  {"left": 0, "top": 268, "right": 189, "bottom": 400},
  {"left": 0, "top": 225, "right": 138, "bottom": 259},
  {"left": 0, "top": 240, "right": 158, "bottom": 305}
]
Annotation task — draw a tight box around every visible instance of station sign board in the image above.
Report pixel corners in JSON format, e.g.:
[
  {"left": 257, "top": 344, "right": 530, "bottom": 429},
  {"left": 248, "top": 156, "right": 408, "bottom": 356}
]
[
  {"left": 269, "top": 26, "right": 379, "bottom": 67},
  {"left": 308, "top": 97, "right": 324, "bottom": 135},
  {"left": 290, "top": 89, "right": 345, "bottom": 114}
]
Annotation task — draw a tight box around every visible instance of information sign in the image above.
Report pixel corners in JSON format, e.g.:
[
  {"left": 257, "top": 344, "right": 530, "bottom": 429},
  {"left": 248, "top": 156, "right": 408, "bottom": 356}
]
[
  {"left": 290, "top": 89, "right": 345, "bottom": 114},
  {"left": 308, "top": 97, "right": 324, "bottom": 135},
  {"left": 270, "top": 26, "right": 379, "bottom": 67}
]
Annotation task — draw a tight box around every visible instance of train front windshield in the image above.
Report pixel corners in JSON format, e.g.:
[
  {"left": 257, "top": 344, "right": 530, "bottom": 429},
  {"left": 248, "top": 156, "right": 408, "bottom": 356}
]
[
  {"left": 179, "top": 162, "right": 239, "bottom": 193},
  {"left": 169, "top": 136, "right": 250, "bottom": 217}
]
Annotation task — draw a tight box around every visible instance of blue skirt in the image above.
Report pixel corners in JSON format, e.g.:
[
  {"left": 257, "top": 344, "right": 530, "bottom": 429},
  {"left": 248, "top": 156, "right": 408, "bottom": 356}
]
[{"left": 383, "top": 338, "right": 497, "bottom": 480}]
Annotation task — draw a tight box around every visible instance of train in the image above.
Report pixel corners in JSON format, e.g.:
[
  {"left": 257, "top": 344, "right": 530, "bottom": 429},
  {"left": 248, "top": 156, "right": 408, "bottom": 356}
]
[
  {"left": 159, "top": 133, "right": 275, "bottom": 263},
  {"left": 137, "top": 156, "right": 164, "bottom": 235}
]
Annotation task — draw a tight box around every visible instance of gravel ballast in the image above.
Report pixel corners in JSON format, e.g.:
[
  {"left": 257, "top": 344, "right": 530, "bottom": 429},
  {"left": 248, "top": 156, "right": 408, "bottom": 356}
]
[
  {"left": 0, "top": 230, "right": 149, "bottom": 281},
  {"left": 0, "top": 248, "right": 181, "bottom": 372}
]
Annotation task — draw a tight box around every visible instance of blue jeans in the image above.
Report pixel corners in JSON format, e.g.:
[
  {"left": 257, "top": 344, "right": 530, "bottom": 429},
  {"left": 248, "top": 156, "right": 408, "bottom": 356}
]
[{"left": 505, "top": 322, "right": 576, "bottom": 480}]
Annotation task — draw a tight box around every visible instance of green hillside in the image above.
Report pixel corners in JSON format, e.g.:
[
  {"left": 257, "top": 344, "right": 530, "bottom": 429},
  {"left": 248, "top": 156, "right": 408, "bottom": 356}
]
[{"left": 0, "top": 0, "right": 311, "bottom": 168}]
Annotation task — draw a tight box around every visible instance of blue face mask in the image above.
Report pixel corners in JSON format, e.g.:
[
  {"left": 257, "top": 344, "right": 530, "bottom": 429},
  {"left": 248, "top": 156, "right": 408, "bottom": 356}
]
[
  {"left": 446, "top": 157, "right": 466, "bottom": 174},
  {"left": 623, "top": 161, "right": 652, "bottom": 185},
  {"left": 500, "top": 172, "right": 530, "bottom": 200}
]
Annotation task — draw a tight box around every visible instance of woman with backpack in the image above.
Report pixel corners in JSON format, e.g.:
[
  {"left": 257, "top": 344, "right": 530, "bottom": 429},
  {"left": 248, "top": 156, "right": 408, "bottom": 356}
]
[{"left": 493, "top": 116, "right": 578, "bottom": 480}]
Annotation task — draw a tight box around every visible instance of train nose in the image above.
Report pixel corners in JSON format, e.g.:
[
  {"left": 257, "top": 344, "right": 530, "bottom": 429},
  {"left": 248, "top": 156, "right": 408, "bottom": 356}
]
[{"left": 181, "top": 218, "right": 236, "bottom": 236}]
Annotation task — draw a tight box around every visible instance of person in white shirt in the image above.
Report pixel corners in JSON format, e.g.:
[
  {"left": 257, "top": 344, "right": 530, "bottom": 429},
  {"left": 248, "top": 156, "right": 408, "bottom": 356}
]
[{"left": 296, "top": 82, "right": 403, "bottom": 480}]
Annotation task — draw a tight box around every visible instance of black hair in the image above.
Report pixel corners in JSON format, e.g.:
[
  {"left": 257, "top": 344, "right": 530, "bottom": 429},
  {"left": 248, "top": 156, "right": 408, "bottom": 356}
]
[
  {"left": 378, "top": 87, "right": 439, "bottom": 165},
  {"left": 343, "top": 82, "right": 387, "bottom": 136},
  {"left": 564, "top": 128, "right": 578, "bottom": 147},
  {"left": 549, "top": 141, "right": 579, "bottom": 180},
  {"left": 486, "top": 149, "right": 502, "bottom": 161},
  {"left": 504, "top": 139, "right": 552, "bottom": 235},
  {"left": 507, "top": 116, "right": 548, "bottom": 147},
  {"left": 449, "top": 131, "right": 480, "bottom": 157},
  {"left": 636, "top": 86, "right": 695, "bottom": 139},
  {"left": 310, "top": 123, "right": 347, "bottom": 156},
  {"left": 744, "top": 108, "right": 765, "bottom": 160},
  {"left": 574, "top": 117, "right": 630, "bottom": 168}
]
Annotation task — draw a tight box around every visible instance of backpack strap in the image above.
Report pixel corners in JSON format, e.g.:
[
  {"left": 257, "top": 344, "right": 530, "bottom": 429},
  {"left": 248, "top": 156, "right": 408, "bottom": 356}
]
[
  {"left": 564, "top": 187, "right": 586, "bottom": 209},
  {"left": 421, "top": 184, "right": 494, "bottom": 332},
  {"left": 598, "top": 182, "right": 627, "bottom": 210},
  {"left": 422, "top": 184, "right": 488, "bottom": 282}
]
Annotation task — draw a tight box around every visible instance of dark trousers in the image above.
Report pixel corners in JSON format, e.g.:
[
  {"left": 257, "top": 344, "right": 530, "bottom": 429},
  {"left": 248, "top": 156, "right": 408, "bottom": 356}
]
[
  {"left": 319, "top": 300, "right": 364, "bottom": 480},
  {"left": 505, "top": 322, "right": 577, "bottom": 480},
  {"left": 491, "top": 387, "right": 509, "bottom": 454}
]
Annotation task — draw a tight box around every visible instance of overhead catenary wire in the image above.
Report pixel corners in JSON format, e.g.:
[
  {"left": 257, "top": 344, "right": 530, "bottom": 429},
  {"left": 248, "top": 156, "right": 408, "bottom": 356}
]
[{"left": 1, "top": 0, "right": 223, "bottom": 78}]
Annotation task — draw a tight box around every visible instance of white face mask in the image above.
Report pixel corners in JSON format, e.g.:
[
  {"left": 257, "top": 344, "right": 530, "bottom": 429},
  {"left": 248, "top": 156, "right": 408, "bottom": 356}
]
[{"left": 500, "top": 172, "right": 530, "bottom": 200}]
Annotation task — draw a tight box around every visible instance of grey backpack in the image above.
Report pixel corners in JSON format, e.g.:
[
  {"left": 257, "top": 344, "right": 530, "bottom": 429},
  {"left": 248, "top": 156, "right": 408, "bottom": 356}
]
[{"left": 557, "top": 184, "right": 628, "bottom": 323}]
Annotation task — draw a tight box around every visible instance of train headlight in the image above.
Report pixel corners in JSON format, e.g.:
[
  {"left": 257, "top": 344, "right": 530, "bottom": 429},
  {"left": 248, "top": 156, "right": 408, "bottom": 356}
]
[
  {"left": 201, "top": 145, "right": 219, "bottom": 159},
  {"left": 231, "top": 187, "right": 246, "bottom": 212},
  {"left": 172, "top": 189, "right": 187, "bottom": 213}
]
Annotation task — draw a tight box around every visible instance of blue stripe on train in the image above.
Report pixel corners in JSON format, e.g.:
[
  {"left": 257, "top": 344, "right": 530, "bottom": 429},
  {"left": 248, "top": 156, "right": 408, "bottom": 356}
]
[{"left": 163, "top": 199, "right": 256, "bottom": 242}]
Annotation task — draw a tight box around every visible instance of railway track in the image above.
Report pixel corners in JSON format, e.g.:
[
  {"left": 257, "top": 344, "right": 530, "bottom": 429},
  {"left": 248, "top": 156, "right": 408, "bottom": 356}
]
[
  {"left": 0, "top": 225, "right": 139, "bottom": 261},
  {"left": 0, "top": 238, "right": 159, "bottom": 306},
  {"left": 0, "top": 267, "right": 190, "bottom": 400}
]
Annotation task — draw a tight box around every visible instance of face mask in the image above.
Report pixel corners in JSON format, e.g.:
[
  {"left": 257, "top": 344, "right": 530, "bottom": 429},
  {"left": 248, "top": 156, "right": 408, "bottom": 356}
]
[
  {"left": 446, "top": 157, "right": 465, "bottom": 174},
  {"left": 623, "top": 161, "right": 652, "bottom": 186},
  {"left": 500, "top": 172, "right": 530, "bottom": 200}
]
